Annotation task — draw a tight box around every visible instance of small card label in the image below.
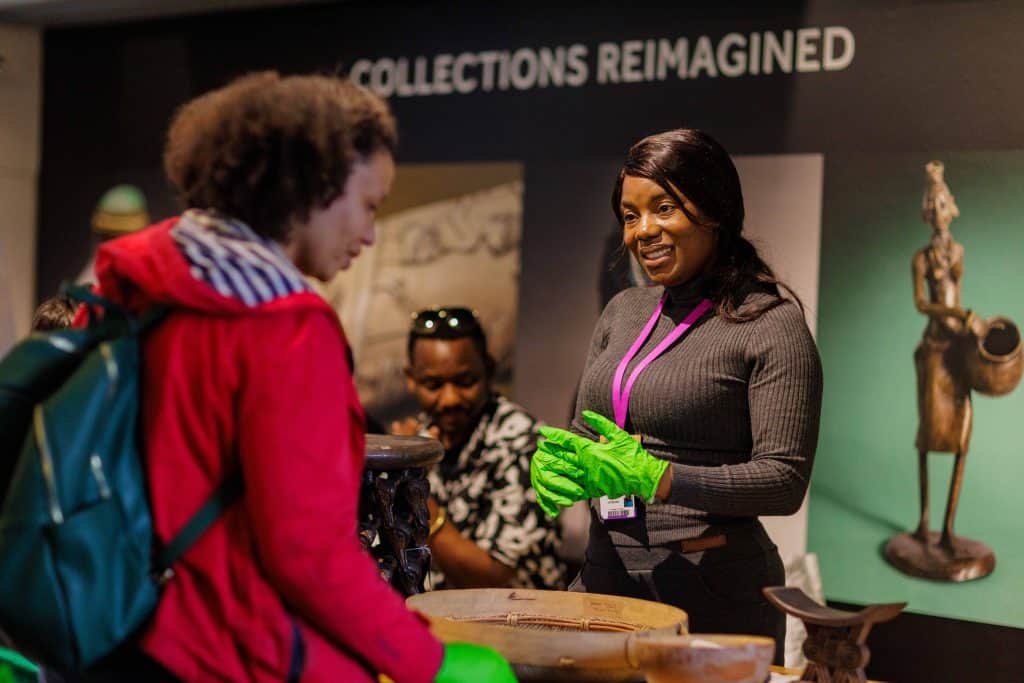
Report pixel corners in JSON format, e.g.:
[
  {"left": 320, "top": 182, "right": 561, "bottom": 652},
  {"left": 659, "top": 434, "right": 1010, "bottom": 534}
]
[{"left": 599, "top": 495, "right": 637, "bottom": 520}]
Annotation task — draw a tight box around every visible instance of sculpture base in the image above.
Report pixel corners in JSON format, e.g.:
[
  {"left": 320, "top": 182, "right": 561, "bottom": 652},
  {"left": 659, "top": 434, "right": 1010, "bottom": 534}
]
[{"left": 884, "top": 531, "right": 995, "bottom": 582}]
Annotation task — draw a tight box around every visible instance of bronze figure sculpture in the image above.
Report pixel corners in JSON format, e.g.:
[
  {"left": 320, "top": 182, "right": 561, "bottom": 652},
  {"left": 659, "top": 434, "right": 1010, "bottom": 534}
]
[{"left": 884, "top": 161, "right": 1022, "bottom": 582}]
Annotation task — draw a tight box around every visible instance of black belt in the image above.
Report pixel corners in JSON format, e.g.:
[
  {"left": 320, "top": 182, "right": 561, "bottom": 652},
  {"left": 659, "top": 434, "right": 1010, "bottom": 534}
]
[{"left": 679, "top": 533, "right": 728, "bottom": 553}]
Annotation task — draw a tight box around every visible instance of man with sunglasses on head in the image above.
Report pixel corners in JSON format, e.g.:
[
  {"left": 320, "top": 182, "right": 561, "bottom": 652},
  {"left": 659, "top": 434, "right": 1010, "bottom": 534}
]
[{"left": 392, "top": 307, "right": 566, "bottom": 591}]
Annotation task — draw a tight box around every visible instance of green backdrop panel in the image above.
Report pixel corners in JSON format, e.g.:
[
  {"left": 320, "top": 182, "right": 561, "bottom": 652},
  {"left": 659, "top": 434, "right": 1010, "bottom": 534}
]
[{"left": 810, "top": 150, "right": 1024, "bottom": 628}]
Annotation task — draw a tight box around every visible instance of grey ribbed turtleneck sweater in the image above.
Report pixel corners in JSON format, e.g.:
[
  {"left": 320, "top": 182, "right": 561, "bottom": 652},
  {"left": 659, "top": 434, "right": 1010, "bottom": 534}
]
[{"left": 571, "top": 276, "right": 823, "bottom": 546}]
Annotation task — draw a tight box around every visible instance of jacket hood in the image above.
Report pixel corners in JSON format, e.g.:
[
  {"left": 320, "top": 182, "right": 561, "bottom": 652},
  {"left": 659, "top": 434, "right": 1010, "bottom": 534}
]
[{"left": 94, "top": 210, "right": 331, "bottom": 317}]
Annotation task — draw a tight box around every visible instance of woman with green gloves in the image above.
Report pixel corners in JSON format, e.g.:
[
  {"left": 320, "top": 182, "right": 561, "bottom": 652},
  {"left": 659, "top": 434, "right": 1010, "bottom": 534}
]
[{"left": 530, "top": 129, "right": 822, "bottom": 664}]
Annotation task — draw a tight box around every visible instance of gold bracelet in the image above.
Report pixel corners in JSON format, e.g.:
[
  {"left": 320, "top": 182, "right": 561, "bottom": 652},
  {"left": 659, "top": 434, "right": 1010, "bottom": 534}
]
[{"left": 428, "top": 507, "right": 447, "bottom": 539}]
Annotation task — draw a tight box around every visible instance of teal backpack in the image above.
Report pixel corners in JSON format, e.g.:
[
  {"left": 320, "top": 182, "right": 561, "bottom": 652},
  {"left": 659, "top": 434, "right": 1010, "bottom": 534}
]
[{"left": 0, "top": 287, "right": 241, "bottom": 672}]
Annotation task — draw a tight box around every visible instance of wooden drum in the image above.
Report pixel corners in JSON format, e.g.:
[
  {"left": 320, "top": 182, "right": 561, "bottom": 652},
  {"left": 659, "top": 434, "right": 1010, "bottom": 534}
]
[{"left": 408, "top": 588, "right": 773, "bottom": 682}]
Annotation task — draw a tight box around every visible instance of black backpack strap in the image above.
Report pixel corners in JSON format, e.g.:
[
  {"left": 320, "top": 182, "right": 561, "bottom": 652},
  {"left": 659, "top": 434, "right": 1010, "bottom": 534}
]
[
  {"left": 62, "top": 283, "right": 124, "bottom": 313},
  {"left": 153, "top": 471, "right": 244, "bottom": 579},
  {"left": 136, "top": 305, "right": 171, "bottom": 332},
  {"left": 62, "top": 281, "right": 170, "bottom": 334}
]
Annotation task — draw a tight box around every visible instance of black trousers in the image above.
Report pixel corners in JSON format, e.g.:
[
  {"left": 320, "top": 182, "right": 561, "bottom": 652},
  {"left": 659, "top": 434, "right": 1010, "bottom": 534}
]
[{"left": 570, "top": 518, "right": 786, "bottom": 665}]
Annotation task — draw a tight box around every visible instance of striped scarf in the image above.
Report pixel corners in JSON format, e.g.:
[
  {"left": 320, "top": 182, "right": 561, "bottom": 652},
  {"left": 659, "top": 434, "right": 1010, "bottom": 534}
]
[{"left": 171, "top": 209, "right": 310, "bottom": 307}]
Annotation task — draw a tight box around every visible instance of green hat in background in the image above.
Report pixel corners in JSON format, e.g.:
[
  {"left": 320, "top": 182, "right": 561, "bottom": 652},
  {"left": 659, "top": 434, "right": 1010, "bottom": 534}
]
[{"left": 91, "top": 184, "right": 150, "bottom": 237}]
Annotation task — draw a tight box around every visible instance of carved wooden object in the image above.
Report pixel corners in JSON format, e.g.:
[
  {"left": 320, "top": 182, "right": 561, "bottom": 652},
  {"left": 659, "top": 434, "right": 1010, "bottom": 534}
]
[
  {"left": 409, "top": 588, "right": 688, "bottom": 682},
  {"left": 408, "top": 588, "right": 780, "bottom": 683},
  {"left": 763, "top": 587, "right": 904, "bottom": 683},
  {"left": 360, "top": 435, "right": 443, "bottom": 596}
]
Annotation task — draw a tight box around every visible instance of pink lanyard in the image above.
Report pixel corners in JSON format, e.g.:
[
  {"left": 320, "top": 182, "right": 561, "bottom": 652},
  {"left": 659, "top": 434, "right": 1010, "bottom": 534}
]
[{"left": 612, "top": 294, "right": 713, "bottom": 429}]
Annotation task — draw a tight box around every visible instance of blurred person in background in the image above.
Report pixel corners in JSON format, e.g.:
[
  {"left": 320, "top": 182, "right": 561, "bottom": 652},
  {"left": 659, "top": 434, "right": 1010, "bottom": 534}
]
[{"left": 393, "top": 306, "right": 565, "bottom": 591}]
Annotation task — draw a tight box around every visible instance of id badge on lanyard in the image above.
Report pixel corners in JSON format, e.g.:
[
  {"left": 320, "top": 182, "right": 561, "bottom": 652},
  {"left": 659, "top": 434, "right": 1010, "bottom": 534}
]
[
  {"left": 599, "top": 493, "right": 637, "bottom": 520},
  {"left": 599, "top": 294, "right": 712, "bottom": 521}
]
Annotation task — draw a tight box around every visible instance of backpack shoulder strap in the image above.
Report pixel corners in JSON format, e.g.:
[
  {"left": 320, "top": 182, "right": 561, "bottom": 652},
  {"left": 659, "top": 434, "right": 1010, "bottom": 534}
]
[
  {"left": 66, "top": 281, "right": 240, "bottom": 579},
  {"left": 153, "top": 471, "right": 244, "bottom": 580},
  {"left": 63, "top": 282, "right": 170, "bottom": 334}
]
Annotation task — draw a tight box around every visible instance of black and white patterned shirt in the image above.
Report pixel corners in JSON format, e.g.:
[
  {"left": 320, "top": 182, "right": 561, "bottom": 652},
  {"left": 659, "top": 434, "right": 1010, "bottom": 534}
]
[{"left": 427, "top": 395, "right": 566, "bottom": 590}]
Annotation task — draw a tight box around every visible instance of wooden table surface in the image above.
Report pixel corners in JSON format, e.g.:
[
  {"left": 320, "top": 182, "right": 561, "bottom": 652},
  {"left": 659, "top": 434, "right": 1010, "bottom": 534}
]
[{"left": 770, "top": 665, "right": 883, "bottom": 682}]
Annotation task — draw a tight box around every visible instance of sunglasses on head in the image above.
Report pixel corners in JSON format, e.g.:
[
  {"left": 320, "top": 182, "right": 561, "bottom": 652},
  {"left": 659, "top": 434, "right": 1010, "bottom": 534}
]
[{"left": 410, "top": 307, "right": 482, "bottom": 335}]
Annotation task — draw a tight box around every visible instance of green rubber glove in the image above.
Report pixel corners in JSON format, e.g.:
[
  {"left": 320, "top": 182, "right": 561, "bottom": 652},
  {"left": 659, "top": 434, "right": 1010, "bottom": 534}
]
[
  {"left": 530, "top": 439, "right": 588, "bottom": 517},
  {"left": 0, "top": 648, "right": 38, "bottom": 683},
  {"left": 538, "top": 410, "right": 670, "bottom": 504},
  {"left": 434, "top": 642, "right": 517, "bottom": 682}
]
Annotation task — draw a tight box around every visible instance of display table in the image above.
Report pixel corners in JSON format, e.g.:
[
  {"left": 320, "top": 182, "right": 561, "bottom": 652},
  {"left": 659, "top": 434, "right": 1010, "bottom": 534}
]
[{"left": 770, "top": 666, "right": 882, "bottom": 682}]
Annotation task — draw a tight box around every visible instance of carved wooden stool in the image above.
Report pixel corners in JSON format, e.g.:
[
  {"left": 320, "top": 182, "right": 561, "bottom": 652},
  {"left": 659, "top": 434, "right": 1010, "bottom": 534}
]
[
  {"left": 763, "top": 587, "right": 905, "bottom": 683},
  {"left": 360, "top": 435, "right": 443, "bottom": 596}
]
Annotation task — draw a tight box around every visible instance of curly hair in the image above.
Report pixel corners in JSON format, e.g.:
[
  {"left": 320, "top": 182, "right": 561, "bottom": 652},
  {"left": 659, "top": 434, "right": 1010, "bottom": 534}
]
[
  {"left": 164, "top": 71, "right": 397, "bottom": 242},
  {"left": 32, "top": 294, "right": 76, "bottom": 332},
  {"left": 611, "top": 128, "right": 801, "bottom": 323}
]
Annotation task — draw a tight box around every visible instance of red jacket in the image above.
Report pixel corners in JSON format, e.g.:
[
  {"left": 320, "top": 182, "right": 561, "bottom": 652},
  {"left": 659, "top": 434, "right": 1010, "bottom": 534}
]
[{"left": 90, "top": 215, "right": 443, "bottom": 682}]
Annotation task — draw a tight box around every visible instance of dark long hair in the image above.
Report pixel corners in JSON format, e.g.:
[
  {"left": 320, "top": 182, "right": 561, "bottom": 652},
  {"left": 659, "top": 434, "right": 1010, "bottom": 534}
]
[{"left": 611, "top": 128, "right": 801, "bottom": 323}]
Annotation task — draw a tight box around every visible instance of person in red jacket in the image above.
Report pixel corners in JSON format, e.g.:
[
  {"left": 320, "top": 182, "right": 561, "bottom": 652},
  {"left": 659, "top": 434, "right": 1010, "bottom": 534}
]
[{"left": 85, "top": 72, "right": 515, "bottom": 682}]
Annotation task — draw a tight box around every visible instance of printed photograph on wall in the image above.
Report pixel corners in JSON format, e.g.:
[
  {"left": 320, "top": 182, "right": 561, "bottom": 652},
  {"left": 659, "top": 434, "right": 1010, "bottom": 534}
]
[
  {"left": 314, "top": 162, "right": 523, "bottom": 425},
  {"left": 810, "top": 150, "right": 1024, "bottom": 628}
]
